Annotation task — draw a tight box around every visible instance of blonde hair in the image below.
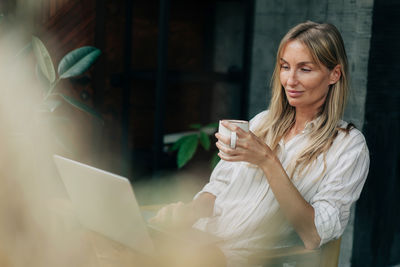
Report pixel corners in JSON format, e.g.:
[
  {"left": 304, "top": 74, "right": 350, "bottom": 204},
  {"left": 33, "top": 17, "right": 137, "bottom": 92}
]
[{"left": 254, "top": 21, "right": 352, "bottom": 178}]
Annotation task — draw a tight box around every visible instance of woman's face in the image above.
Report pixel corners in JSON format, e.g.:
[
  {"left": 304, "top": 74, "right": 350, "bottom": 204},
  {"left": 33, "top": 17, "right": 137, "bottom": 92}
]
[{"left": 279, "top": 40, "right": 340, "bottom": 114}]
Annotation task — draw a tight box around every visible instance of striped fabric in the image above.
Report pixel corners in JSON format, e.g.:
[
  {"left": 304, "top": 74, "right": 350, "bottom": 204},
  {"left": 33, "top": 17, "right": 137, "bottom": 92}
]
[{"left": 193, "top": 110, "right": 369, "bottom": 265}]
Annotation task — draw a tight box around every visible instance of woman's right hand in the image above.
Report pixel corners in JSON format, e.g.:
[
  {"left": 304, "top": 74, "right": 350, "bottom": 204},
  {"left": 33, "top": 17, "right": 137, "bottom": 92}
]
[{"left": 148, "top": 201, "right": 197, "bottom": 229}]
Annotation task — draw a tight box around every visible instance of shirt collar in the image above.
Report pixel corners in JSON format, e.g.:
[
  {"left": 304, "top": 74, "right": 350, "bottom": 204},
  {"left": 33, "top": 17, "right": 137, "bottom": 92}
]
[
  {"left": 302, "top": 116, "right": 322, "bottom": 134},
  {"left": 278, "top": 116, "right": 322, "bottom": 146}
]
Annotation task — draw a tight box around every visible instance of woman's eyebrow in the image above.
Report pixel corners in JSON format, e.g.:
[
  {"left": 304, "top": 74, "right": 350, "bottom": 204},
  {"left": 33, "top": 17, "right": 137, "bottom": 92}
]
[
  {"left": 280, "top": 58, "right": 315, "bottom": 65},
  {"left": 281, "top": 58, "right": 316, "bottom": 66},
  {"left": 298, "top": 61, "right": 315, "bottom": 65}
]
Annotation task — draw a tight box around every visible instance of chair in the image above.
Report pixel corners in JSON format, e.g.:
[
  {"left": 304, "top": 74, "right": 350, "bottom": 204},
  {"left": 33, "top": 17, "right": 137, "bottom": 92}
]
[
  {"left": 249, "top": 237, "right": 341, "bottom": 267},
  {"left": 141, "top": 204, "right": 341, "bottom": 267}
]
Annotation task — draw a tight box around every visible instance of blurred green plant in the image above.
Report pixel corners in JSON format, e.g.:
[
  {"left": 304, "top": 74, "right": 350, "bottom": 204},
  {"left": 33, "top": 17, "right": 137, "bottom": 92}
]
[
  {"left": 30, "top": 36, "right": 102, "bottom": 120},
  {"left": 170, "top": 123, "right": 220, "bottom": 169},
  {"left": 14, "top": 36, "right": 102, "bottom": 154}
]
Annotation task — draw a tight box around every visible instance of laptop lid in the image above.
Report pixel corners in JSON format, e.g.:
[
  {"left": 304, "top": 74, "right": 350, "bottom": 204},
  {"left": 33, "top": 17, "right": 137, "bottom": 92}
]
[{"left": 53, "top": 155, "right": 155, "bottom": 255}]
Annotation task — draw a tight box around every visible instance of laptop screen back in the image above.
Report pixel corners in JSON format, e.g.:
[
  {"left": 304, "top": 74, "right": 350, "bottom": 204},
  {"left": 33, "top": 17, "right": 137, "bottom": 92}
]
[{"left": 53, "top": 155, "right": 155, "bottom": 254}]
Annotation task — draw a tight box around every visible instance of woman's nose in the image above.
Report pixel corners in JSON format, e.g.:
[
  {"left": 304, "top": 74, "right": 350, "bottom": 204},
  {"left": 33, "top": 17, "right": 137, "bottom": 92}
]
[{"left": 286, "top": 71, "right": 298, "bottom": 86}]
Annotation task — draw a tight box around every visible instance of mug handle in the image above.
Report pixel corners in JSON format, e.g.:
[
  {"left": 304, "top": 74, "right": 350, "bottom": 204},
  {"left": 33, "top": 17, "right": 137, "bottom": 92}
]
[{"left": 230, "top": 131, "right": 237, "bottom": 149}]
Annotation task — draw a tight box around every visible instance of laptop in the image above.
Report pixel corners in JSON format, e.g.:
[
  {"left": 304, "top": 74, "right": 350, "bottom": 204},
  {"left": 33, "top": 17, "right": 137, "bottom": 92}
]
[{"left": 53, "top": 155, "right": 221, "bottom": 255}]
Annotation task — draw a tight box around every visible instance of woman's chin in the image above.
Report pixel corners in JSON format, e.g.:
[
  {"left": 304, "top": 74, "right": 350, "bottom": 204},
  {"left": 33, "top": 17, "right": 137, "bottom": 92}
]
[{"left": 287, "top": 99, "right": 302, "bottom": 108}]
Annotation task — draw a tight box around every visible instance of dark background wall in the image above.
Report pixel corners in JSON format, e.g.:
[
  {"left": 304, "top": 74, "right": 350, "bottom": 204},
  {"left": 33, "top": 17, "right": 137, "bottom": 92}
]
[{"left": 352, "top": 0, "right": 400, "bottom": 266}]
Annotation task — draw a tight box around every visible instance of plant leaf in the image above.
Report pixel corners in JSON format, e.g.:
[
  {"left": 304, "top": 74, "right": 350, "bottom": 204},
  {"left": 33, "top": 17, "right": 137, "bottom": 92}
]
[
  {"left": 189, "top": 123, "right": 202, "bottom": 129},
  {"left": 35, "top": 63, "right": 51, "bottom": 89},
  {"left": 205, "top": 122, "right": 219, "bottom": 129},
  {"left": 170, "top": 136, "right": 187, "bottom": 151},
  {"left": 58, "top": 93, "right": 104, "bottom": 124},
  {"left": 32, "top": 36, "right": 56, "bottom": 83},
  {"left": 211, "top": 152, "right": 221, "bottom": 169},
  {"left": 177, "top": 135, "right": 198, "bottom": 168},
  {"left": 58, "top": 46, "right": 101, "bottom": 79},
  {"left": 199, "top": 131, "right": 210, "bottom": 151}
]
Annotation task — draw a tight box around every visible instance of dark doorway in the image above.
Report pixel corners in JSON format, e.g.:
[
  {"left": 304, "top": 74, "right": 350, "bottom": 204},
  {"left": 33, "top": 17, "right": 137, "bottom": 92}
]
[{"left": 352, "top": 0, "right": 400, "bottom": 266}]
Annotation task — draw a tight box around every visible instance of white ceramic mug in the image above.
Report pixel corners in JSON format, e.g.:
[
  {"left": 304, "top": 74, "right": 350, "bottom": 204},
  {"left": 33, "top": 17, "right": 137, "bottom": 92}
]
[{"left": 218, "top": 119, "right": 249, "bottom": 154}]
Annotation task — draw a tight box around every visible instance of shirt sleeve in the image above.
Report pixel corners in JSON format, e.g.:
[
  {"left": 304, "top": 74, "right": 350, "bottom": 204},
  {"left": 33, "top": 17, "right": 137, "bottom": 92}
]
[
  {"left": 310, "top": 132, "right": 370, "bottom": 247},
  {"left": 194, "top": 110, "right": 269, "bottom": 199},
  {"left": 249, "top": 110, "right": 269, "bottom": 131},
  {"left": 193, "top": 160, "right": 234, "bottom": 199}
]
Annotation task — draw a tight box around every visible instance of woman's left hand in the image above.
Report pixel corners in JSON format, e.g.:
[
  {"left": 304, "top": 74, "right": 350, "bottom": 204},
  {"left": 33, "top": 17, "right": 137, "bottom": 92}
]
[{"left": 215, "top": 121, "right": 274, "bottom": 167}]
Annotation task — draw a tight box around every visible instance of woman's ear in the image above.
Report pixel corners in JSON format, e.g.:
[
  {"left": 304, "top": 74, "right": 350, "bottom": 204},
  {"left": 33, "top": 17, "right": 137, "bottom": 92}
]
[{"left": 329, "top": 65, "right": 341, "bottom": 85}]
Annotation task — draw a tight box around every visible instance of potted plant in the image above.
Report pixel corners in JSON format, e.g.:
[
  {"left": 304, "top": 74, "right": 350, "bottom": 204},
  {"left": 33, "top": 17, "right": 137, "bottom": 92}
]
[{"left": 170, "top": 122, "right": 220, "bottom": 169}]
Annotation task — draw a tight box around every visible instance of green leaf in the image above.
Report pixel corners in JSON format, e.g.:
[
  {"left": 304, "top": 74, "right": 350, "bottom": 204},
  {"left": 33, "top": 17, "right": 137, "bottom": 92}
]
[
  {"left": 205, "top": 122, "right": 219, "bottom": 129},
  {"left": 58, "top": 46, "right": 101, "bottom": 79},
  {"left": 32, "top": 36, "right": 56, "bottom": 83},
  {"left": 35, "top": 63, "right": 51, "bottom": 89},
  {"left": 170, "top": 136, "right": 187, "bottom": 151},
  {"left": 211, "top": 152, "right": 221, "bottom": 169},
  {"left": 177, "top": 135, "right": 198, "bottom": 168},
  {"left": 58, "top": 93, "right": 104, "bottom": 124},
  {"left": 199, "top": 131, "right": 210, "bottom": 151},
  {"left": 189, "top": 123, "right": 202, "bottom": 129}
]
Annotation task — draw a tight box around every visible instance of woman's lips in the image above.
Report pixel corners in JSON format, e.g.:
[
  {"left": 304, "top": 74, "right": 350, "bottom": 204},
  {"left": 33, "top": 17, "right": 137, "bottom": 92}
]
[{"left": 287, "top": 89, "right": 304, "bottom": 98}]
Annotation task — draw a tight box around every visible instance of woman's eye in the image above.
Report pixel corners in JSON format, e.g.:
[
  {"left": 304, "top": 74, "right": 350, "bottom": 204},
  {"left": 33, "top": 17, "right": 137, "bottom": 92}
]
[
  {"left": 301, "top": 68, "right": 311, "bottom": 72},
  {"left": 281, "top": 65, "right": 289, "bottom": 70}
]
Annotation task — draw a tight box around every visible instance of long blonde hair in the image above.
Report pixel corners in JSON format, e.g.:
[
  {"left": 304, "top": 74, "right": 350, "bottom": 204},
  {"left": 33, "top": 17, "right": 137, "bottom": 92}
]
[{"left": 254, "top": 21, "right": 352, "bottom": 178}]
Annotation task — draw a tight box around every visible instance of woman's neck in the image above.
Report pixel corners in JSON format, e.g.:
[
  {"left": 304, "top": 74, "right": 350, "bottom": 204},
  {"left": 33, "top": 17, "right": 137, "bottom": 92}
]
[
  {"left": 284, "top": 109, "right": 319, "bottom": 142},
  {"left": 294, "top": 109, "right": 319, "bottom": 129}
]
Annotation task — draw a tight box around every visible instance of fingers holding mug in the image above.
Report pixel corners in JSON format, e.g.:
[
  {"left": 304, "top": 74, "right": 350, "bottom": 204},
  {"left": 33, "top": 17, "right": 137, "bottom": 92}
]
[
  {"left": 230, "top": 131, "right": 237, "bottom": 149},
  {"left": 221, "top": 121, "right": 250, "bottom": 138},
  {"left": 218, "top": 119, "right": 249, "bottom": 155}
]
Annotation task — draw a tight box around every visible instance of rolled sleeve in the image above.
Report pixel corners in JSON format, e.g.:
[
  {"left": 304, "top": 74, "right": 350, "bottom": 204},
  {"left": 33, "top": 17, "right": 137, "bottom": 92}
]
[
  {"left": 194, "top": 160, "right": 233, "bottom": 199},
  {"left": 310, "top": 133, "right": 370, "bottom": 246}
]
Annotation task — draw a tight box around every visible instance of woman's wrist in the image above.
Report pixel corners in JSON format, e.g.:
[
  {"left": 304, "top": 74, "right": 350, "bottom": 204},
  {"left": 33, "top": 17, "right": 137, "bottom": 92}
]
[{"left": 259, "top": 154, "right": 280, "bottom": 178}]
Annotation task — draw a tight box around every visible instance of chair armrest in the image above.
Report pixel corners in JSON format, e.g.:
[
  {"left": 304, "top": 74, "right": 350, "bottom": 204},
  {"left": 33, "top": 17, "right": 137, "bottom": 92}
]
[
  {"left": 248, "top": 245, "right": 320, "bottom": 266},
  {"left": 248, "top": 238, "right": 341, "bottom": 267}
]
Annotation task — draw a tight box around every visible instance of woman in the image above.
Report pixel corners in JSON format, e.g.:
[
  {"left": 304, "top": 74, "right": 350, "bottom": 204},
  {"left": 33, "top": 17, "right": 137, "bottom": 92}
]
[{"left": 151, "top": 21, "right": 369, "bottom": 265}]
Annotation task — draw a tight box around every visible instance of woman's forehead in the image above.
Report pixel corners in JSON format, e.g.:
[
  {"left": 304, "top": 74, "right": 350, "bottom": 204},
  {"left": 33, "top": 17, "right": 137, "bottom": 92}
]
[
  {"left": 280, "top": 39, "right": 325, "bottom": 68},
  {"left": 280, "top": 40, "right": 314, "bottom": 62}
]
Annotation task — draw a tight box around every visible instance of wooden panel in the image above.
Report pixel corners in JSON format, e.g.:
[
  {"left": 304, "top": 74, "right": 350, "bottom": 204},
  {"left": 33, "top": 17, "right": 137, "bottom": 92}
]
[{"left": 39, "top": 0, "right": 96, "bottom": 63}]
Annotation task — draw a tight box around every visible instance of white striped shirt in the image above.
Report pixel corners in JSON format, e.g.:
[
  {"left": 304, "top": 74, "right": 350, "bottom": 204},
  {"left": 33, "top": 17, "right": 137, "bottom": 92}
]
[{"left": 193, "top": 110, "right": 369, "bottom": 265}]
